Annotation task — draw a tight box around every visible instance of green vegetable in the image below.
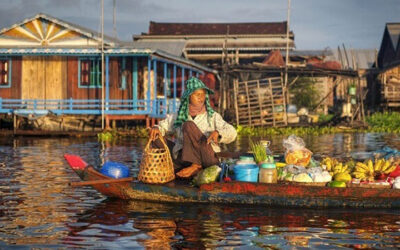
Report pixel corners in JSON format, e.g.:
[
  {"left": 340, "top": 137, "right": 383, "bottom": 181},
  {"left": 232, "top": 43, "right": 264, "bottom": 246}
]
[
  {"left": 328, "top": 181, "right": 346, "bottom": 188},
  {"left": 249, "top": 139, "right": 267, "bottom": 164},
  {"left": 192, "top": 165, "right": 221, "bottom": 186}
]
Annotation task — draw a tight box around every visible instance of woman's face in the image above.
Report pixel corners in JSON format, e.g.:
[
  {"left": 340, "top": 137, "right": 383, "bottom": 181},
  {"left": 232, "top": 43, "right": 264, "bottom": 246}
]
[{"left": 189, "top": 89, "right": 206, "bottom": 106}]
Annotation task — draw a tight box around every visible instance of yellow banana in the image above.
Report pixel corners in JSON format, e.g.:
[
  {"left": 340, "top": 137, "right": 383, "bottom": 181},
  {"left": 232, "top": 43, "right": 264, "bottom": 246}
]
[
  {"left": 333, "top": 164, "right": 340, "bottom": 173},
  {"left": 355, "top": 167, "right": 367, "bottom": 173},
  {"left": 355, "top": 162, "right": 369, "bottom": 172},
  {"left": 326, "top": 161, "right": 332, "bottom": 171},
  {"left": 342, "top": 165, "right": 348, "bottom": 173},
  {"left": 381, "top": 161, "right": 391, "bottom": 172},
  {"left": 384, "top": 165, "right": 397, "bottom": 174},
  {"left": 352, "top": 171, "right": 366, "bottom": 179},
  {"left": 374, "top": 159, "right": 383, "bottom": 172},
  {"left": 367, "top": 160, "right": 374, "bottom": 173}
]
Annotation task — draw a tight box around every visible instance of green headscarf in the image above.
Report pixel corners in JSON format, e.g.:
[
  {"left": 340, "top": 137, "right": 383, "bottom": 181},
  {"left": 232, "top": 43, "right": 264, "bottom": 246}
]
[{"left": 174, "top": 77, "right": 215, "bottom": 128}]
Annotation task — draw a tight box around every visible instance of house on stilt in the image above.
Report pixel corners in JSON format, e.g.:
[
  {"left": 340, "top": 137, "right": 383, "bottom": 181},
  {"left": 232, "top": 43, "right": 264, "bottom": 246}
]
[{"left": 0, "top": 13, "right": 216, "bottom": 131}]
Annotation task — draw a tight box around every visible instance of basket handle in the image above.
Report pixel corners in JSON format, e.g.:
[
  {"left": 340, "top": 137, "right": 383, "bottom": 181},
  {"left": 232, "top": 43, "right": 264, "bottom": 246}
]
[{"left": 144, "top": 136, "right": 171, "bottom": 156}]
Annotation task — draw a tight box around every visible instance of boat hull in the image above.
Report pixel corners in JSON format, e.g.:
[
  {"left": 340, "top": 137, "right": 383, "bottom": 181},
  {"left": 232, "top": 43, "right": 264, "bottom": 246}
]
[{"left": 65, "top": 155, "right": 400, "bottom": 208}]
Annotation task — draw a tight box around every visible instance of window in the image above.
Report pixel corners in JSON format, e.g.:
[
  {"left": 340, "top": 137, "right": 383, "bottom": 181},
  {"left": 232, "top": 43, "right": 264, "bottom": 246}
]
[
  {"left": 0, "top": 58, "right": 11, "bottom": 88},
  {"left": 79, "top": 57, "right": 102, "bottom": 88}
]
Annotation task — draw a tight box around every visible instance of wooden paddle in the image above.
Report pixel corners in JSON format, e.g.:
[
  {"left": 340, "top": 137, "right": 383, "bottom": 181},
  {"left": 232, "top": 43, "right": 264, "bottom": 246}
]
[{"left": 69, "top": 177, "right": 134, "bottom": 187}]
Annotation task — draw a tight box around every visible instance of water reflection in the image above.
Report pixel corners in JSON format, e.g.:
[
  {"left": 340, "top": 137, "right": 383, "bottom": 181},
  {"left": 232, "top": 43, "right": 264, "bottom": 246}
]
[
  {"left": 65, "top": 199, "right": 400, "bottom": 249},
  {"left": 0, "top": 133, "right": 399, "bottom": 248}
]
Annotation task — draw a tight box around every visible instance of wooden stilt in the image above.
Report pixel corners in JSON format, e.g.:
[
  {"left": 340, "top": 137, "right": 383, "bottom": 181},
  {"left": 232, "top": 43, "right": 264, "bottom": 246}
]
[
  {"left": 146, "top": 116, "right": 150, "bottom": 128},
  {"left": 105, "top": 115, "right": 110, "bottom": 129}
]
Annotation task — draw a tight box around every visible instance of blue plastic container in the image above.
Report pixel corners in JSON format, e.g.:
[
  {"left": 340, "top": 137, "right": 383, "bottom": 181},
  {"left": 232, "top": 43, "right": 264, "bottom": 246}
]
[
  {"left": 233, "top": 164, "right": 259, "bottom": 182},
  {"left": 100, "top": 161, "right": 130, "bottom": 179}
]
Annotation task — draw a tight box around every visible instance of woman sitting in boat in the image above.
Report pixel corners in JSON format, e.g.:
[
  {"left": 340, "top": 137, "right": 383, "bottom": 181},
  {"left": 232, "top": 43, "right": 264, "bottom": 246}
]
[{"left": 149, "top": 77, "right": 237, "bottom": 178}]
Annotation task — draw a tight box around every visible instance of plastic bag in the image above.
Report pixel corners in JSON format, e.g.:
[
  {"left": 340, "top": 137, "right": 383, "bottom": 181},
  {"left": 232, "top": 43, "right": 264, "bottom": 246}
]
[
  {"left": 393, "top": 177, "right": 400, "bottom": 189},
  {"left": 293, "top": 173, "right": 313, "bottom": 183},
  {"left": 283, "top": 135, "right": 312, "bottom": 167},
  {"left": 192, "top": 165, "right": 221, "bottom": 187}
]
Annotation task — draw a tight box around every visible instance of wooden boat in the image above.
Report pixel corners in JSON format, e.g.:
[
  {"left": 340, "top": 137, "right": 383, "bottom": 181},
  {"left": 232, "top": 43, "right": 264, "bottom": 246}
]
[{"left": 64, "top": 154, "right": 400, "bottom": 208}]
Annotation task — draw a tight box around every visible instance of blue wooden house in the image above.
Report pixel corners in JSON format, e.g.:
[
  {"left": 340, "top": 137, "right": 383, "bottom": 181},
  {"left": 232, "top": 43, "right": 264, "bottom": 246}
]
[{"left": 0, "top": 14, "right": 215, "bottom": 129}]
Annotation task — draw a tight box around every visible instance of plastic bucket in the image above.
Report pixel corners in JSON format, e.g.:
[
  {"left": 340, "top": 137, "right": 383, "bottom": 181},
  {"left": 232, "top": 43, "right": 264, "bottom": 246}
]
[{"left": 233, "top": 164, "right": 259, "bottom": 182}]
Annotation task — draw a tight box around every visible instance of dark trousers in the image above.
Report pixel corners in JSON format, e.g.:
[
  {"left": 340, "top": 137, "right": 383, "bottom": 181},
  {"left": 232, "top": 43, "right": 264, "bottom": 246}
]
[{"left": 153, "top": 121, "right": 220, "bottom": 172}]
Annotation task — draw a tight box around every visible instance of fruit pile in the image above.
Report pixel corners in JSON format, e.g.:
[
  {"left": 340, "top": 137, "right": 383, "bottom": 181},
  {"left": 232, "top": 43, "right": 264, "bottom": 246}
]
[
  {"left": 321, "top": 157, "right": 353, "bottom": 182},
  {"left": 321, "top": 157, "right": 399, "bottom": 182},
  {"left": 352, "top": 159, "right": 397, "bottom": 181}
]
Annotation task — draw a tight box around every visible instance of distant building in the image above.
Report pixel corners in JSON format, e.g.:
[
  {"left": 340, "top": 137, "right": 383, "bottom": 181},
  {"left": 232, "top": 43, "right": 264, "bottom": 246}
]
[
  {"left": 374, "top": 23, "right": 400, "bottom": 109},
  {"left": 134, "top": 21, "right": 363, "bottom": 126},
  {"left": 133, "top": 21, "right": 295, "bottom": 67}
]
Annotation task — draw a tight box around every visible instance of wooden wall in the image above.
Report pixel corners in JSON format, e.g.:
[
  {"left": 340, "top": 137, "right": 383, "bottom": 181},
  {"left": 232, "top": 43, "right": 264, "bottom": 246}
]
[
  {"left": 68, "top": 56, "right": 145, "bottom": 101},
  {"left": 109, "top": 57, "right": 132, "bottom": 100},
  {"left": 21, "top": 56, "right": 67, "bottom": 100},
  {"left": 0, "top": 56, "right": 21, "bottom": 99}
]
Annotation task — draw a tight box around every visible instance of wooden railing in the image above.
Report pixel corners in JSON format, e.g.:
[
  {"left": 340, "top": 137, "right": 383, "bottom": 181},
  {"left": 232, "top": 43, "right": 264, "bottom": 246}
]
[{"left": 0, "top": 98, "right": 180, "bottom": 118}]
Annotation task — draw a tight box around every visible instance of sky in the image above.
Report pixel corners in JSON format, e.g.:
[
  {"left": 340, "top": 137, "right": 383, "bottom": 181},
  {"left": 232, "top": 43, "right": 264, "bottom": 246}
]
[{"left": 0, "top": 0, "right": 399, "bottom": 50}]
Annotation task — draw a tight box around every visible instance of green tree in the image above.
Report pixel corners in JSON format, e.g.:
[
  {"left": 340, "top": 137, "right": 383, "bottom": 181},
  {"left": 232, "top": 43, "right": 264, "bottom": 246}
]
[{"left": 289, "top": 77, "right": 319, "bottom": 109}]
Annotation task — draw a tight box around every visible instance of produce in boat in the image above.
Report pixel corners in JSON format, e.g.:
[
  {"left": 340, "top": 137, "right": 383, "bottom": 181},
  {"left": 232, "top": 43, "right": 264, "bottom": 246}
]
[
  {"left": 352, "top": 159, "right": 397, "bottom": 181},
  {"left": 321, "top": 157, "right": 351, "bottom": 176},
  {"left": 64, "top": 154, "right": 400, "bottom": 208},
  {"left": 192, "top": 165, "right": 221, "bottom": 186},
  {"left": 333, "top": 172, "right": 352, "bottom": 182},
  {"left": 328, "top": 181, "right": 347, "bottom": 188},
  {"left": 283, "top": 135, "right": 312, "bottom": 167},
  {"left": 249, "top": 140, "right": 273, "bottom": 163}
]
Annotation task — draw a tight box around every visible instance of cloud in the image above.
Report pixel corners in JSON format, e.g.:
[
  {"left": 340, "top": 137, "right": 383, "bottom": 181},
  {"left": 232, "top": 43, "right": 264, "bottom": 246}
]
[{"left": 0, "top": 0, "right": 398, "bottom": 48}]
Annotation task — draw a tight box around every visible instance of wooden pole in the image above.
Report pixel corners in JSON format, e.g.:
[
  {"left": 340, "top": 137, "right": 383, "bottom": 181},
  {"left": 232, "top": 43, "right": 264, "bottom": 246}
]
[
  {"left": 245, "top": 81, "right": 252, "bottom": 126},
  {"left": 256, "top": 80, "right": 264, "bottom": 127},
  {"left": 113, "top": 0, "right": 117, "bottom": 39},
  {"left": 101, "top": 0, "right": 105, "bottom": 130},
  {"left": 359, "top": 77, "right": 366, "bottom": 123},
  {"left": 284, "top": 0, "right": 291, "bottom": 105},
  {"left": 233, "top": 78, "right": 239, "bottom": 126}
]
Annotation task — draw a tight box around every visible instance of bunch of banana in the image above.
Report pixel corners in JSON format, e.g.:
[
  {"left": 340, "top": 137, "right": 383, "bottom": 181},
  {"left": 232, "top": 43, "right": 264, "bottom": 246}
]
[
  {"left": 378, "top": 159, "right": 397, "bottom": 174},
  {"left": 345, "top": 159, "right": 356, "bottom": 171},
  {"left": 352, "top": 160, "right": 374, "bottom": 181},
  {"left": 352, "top": 158, "right": 397, "bottom": 181},
  {"left": 321, "top": 157, "right": 340, "bottom": 172},
  {"left": 330, "top": 162, "right": 351, "bottom": 176}
]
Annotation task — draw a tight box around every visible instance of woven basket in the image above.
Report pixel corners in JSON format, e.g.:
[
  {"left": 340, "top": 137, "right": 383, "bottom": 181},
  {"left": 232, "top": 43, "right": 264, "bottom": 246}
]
[{"left": 138, "top": 137, "right": 175, "bottom": 184}]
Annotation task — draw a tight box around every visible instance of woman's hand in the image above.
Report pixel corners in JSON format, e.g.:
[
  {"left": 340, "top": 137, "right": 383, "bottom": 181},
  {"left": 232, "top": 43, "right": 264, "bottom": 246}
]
[
  {"left": 207, "top": 130, "right": 219, "bottom": 144},
  {"left": 176, "top": 164, "right": 202, "bottom": 178},
  {"left": 149, "top": 126, "right": 161, "bottom": 141}
]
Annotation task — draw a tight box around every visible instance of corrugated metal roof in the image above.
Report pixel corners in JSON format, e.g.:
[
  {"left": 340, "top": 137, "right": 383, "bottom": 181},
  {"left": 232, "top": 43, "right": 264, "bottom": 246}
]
[
  {"left": 131, "top": 40, "right": 186, "bottom": 57},
  {"left": 327, "top": 48, "right": 377, "bottom": 69},
  {"left": 288, "top": 50, "right": 333, "bottom": 57},
  {"left": 147, "top": 21, "right": 289, "bottom": 36}
]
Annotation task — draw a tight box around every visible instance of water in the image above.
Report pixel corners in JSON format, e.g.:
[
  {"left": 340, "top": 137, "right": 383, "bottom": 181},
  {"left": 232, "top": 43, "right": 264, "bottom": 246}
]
[{"left": 0, "top": 133, "right": 400, "bottom": 248}]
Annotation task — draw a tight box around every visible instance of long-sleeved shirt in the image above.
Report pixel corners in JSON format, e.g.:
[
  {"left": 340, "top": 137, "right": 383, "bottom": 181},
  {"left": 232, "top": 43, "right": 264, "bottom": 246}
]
[{"left": 156, "top": 112, "right": 237, "bottom": 159}]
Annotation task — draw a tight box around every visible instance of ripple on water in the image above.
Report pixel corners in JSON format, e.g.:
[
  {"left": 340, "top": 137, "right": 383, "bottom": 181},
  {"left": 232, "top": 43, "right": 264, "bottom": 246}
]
[{"left": 0, "top": 135, "right": 400, "bottom": 248}]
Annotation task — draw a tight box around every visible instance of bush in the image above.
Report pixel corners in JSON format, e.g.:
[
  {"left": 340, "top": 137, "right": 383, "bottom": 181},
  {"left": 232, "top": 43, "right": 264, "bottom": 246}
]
[{"left": 289, "top": 77, "right": 319, "bottom": 110}]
